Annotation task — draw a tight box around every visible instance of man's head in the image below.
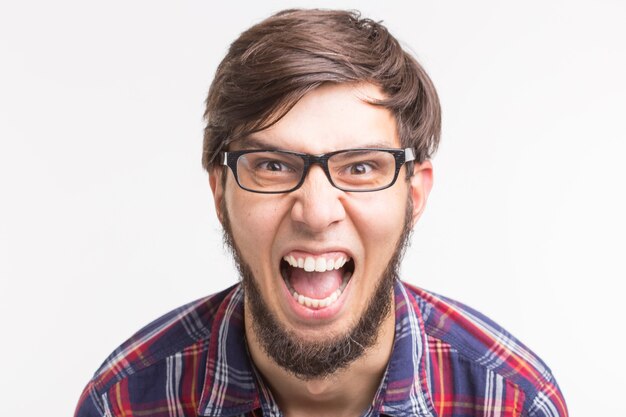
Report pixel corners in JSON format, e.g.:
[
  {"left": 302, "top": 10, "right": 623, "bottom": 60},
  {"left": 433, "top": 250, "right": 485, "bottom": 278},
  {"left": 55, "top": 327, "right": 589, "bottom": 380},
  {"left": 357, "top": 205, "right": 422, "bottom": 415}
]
[{"left": 204, "top": 9, "right": 440, "bottom": 380}]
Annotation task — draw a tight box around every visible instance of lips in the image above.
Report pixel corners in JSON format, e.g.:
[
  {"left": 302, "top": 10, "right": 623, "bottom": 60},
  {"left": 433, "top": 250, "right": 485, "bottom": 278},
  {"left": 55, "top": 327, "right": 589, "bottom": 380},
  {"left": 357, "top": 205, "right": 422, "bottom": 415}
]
[{"left": 280, "top": 251, "right": 355, "bottom": 311}]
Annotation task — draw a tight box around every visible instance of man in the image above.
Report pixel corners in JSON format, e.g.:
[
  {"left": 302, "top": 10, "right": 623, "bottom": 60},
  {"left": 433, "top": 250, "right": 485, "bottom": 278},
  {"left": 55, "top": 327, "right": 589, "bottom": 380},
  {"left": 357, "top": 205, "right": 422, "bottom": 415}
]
[{"left": 75, "top": 9, "right": 567, "bottom": 417}]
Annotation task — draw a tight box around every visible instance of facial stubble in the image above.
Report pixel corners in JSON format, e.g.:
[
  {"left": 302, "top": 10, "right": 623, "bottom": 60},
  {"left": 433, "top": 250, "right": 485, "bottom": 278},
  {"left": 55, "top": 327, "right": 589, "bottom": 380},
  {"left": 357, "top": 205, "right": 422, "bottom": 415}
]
[{"left": 221, "top": 195, "right": 413, "bottom": 381}]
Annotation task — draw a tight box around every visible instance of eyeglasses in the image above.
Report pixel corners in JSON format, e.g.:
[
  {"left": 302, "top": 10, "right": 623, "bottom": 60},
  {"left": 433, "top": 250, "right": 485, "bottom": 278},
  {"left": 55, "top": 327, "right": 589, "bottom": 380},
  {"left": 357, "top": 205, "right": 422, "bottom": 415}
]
[{"left": 220, "top": 148, "right": 416, "bottom": 194}]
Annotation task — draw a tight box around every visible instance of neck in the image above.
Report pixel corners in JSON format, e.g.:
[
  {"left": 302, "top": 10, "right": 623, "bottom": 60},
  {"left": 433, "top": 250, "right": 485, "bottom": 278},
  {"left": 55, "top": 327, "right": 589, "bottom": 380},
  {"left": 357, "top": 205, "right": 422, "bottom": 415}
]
[{"left": 244, "top": 296, "right": 396, "bottom": 417}]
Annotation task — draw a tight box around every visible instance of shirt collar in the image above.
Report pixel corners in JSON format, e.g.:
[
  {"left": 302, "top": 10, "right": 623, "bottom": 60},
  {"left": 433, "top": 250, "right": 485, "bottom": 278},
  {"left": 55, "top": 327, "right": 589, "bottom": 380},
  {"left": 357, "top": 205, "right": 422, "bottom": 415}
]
[{"left": 197, "top": 281, "right": 436, "bottom": 417}]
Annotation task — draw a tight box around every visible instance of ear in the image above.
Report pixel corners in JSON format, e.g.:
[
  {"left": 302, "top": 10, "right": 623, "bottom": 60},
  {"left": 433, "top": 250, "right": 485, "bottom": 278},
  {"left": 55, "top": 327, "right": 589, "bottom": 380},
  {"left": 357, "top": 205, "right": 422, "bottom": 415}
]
[
  {"left": 209, "top": 166, "right": 225, "bottom": 224},
  {"left": 408, "top": 160, "right": 433, "bottom": 228}
]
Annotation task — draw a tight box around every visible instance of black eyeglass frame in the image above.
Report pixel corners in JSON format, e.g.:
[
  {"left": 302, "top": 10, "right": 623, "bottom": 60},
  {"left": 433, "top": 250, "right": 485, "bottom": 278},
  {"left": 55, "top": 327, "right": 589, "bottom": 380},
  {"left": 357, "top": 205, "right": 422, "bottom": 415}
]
[{"left": 220, "top": 147, "right": 416, "bottom": 194}]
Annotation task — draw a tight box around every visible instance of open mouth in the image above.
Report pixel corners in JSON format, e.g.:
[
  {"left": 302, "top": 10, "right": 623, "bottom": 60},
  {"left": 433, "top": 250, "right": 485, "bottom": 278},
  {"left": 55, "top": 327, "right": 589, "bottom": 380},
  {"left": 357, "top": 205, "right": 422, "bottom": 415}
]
[{"left": 280, "top": 252, "right": 355, "bottom": 310}]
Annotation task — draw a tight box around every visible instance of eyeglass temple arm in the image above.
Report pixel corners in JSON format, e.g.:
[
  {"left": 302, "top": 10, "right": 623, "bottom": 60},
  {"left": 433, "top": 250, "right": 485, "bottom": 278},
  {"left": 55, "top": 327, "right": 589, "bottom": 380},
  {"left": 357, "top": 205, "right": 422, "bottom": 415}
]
[{"left": 404, "top": 148, "right": 416, "bottom": 162}]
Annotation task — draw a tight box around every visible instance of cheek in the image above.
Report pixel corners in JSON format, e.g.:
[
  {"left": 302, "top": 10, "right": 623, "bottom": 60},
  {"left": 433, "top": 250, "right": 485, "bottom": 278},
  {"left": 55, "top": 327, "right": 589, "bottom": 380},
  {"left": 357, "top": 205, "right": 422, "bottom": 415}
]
[
  {"left": 350, "top": 192, "right": 408, "bottom": 256},
  {"left": 226, "top": 192, "right": 285, "bottom": 260}
]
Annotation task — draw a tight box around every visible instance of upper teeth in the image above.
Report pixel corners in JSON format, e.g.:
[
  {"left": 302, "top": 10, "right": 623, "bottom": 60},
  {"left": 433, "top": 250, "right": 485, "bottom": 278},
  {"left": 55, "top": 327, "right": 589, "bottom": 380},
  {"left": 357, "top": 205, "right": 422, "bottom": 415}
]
[{"left": 283, "top": 255, "right": 349, "bottom": 272}]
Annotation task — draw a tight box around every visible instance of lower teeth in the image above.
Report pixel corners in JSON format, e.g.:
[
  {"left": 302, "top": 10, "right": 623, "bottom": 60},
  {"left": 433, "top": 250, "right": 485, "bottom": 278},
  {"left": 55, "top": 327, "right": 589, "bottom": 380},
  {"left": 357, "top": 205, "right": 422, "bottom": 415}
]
[{"left": 291, "top": 271, "right": 352, "bottom": 309}]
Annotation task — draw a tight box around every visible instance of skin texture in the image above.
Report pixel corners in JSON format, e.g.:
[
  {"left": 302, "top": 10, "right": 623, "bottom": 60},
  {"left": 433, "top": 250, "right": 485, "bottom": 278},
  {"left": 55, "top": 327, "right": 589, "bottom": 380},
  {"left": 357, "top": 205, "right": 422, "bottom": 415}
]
[{"left": 210, "top": 82, "right": 433, "bottom": 416}]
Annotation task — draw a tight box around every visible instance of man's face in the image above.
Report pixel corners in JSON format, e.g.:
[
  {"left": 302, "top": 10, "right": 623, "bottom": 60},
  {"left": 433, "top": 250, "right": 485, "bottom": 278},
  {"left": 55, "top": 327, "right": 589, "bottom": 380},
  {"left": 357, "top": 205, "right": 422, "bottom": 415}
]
[{"left": 211, "top": 82, "right": 432, "bottom": 377}]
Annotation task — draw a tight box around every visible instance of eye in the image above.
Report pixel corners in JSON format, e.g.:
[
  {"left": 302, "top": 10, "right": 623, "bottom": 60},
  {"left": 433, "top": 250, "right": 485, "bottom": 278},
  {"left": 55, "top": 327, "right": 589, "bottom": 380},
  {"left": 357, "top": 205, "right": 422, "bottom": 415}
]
[
  {"left": 260, "top": 160, "right": 287, "bottom": 171},
  {"left": 348, "top": 162, "right": 373, "bottom": 175},
  {"left": 255, "top": 159, "right": 294, "bottom": 173}
]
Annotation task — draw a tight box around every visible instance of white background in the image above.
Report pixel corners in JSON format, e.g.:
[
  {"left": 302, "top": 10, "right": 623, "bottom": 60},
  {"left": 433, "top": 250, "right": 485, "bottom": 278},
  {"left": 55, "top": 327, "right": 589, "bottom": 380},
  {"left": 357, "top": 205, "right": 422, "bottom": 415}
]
[{"left": 1, "top": 1, "right": 624, "bottom": 415}]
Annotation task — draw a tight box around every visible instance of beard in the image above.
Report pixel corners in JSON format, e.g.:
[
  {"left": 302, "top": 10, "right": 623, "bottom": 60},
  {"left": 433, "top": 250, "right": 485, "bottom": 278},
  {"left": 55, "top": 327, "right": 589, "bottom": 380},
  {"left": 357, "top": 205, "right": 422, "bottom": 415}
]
[{"left": 220, "top": 196, "right": 413, "bottom": 381}]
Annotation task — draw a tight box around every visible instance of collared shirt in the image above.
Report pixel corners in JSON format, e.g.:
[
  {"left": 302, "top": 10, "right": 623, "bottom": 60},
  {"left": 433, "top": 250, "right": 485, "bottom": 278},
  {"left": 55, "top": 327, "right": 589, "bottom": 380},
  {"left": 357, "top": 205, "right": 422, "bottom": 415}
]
[{"left": 75, "top": 281, "right": 568, "bottom": 417}]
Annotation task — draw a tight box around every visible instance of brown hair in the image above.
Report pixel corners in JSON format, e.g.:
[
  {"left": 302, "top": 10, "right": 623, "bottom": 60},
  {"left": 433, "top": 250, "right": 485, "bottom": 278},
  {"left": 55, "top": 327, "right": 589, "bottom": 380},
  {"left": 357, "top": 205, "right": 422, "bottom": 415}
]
[{"left": 202, "top": 8, "right": 441, "bottom": 170}]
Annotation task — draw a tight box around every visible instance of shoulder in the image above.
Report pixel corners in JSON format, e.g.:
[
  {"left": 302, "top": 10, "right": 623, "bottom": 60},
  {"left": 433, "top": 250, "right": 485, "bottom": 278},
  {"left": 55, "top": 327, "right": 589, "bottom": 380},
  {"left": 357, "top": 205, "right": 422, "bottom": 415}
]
[
  {"left": 74, "top": 284, "right": 242, "bottom": 416},
  {"left": 401, "top": 282, "right": 568, "bottom": 417}
]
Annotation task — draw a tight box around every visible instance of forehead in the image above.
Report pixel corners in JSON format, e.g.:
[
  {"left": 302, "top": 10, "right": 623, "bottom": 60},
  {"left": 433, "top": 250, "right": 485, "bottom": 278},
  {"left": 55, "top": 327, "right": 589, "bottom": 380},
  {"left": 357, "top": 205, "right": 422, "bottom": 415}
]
[{"left": 234, "top": 83, "right": 401, "bottom": 153}]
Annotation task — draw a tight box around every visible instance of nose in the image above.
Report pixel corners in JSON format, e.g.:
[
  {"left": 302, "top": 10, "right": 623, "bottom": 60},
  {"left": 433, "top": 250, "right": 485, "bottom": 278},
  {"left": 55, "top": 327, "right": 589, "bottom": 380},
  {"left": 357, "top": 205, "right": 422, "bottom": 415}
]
[{"left": 290, "top": 165, "right": 346, "bottom": 232}]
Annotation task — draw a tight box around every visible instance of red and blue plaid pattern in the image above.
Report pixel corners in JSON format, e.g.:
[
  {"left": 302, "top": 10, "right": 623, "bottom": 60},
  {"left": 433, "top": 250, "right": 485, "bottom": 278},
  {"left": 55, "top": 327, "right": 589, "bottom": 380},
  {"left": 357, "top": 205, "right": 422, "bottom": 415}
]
[{"left": 75, "top": 281, "right": 567, "bottom": 416}]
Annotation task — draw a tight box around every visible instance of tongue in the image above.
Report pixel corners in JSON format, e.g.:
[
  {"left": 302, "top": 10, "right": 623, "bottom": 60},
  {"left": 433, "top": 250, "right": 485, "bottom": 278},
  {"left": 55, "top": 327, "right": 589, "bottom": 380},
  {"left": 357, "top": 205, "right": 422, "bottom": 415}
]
[{"left": 289, "top": 267, "right": 343, "bottom": 299}]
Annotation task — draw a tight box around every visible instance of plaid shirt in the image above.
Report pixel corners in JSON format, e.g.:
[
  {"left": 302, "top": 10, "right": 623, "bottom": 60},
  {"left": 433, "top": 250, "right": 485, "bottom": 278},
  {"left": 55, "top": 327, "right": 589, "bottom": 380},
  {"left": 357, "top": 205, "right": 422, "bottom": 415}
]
[{"left": 75, "top": 281, "right": 567, "bottom": 417}]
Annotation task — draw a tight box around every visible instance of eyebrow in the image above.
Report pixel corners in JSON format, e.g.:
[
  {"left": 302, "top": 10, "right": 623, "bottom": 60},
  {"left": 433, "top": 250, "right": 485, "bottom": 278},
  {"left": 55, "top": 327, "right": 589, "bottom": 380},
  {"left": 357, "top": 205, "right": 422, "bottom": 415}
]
[
  {"left": 232, "top": 137, "right": 398, "bottom": 152},
  {"left": 233, "top": 137, "right": 281, "bottom": 151}
]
